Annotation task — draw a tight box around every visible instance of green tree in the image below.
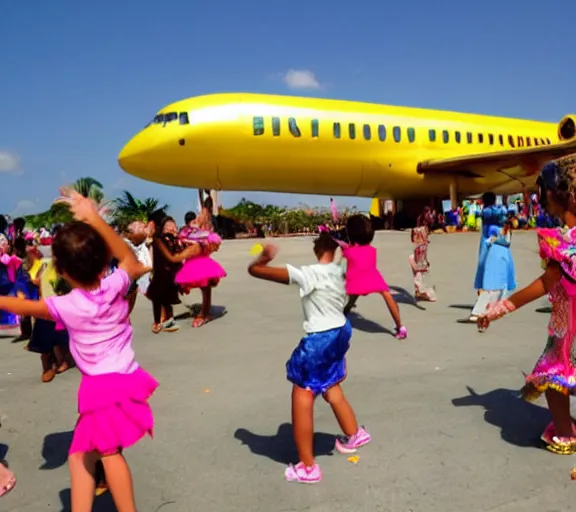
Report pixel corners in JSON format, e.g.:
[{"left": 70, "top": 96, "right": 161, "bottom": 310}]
[
  {"left": 113, "top": 190, "right": 168, "bottom": 224},
  {"left": 71, "top": 177, "right": 105, "bottom": 204},
  {"left": 24, "top": 176, "right": 108, "bottom": 228}
]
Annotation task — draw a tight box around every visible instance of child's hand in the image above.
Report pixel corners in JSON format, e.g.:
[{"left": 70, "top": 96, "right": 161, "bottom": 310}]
[
  {"left": 477, "top": 315, "right": 491, "bottom": 332},
  {"left": 259, "top": 244, "right": 278, "bottom": 262},
  {"left": 55, "top": 188, "right": 100, "bottom": 223},
  {"left": 477, "top": 299, "right": 516, "bottom": 332}
]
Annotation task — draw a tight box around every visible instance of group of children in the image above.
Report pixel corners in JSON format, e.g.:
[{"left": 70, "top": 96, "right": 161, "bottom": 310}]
[
  {"left": 114, "top": 204, "right": 227, "bottom": 334},
  {"left": 4, "top": 154, "right": 576, "bottom": 506},
  {"left": 0, "top": 224, "right": 74, "bottom": 383}
]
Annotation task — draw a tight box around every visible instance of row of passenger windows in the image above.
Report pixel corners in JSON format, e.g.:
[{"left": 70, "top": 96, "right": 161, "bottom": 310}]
[{"left": 252, "top": 116, "right": 552, "bottom": 148}]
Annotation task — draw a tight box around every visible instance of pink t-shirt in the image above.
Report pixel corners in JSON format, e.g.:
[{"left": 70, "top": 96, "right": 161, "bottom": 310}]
[{"left": 45, "top": 268, "right": 138, "bottom": 376}]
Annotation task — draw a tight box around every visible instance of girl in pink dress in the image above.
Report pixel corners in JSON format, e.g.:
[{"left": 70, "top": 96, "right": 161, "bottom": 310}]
[
  {"left": 341, "top": 214, "right": 407, "bottom": 339},
  {"left": 174, "top": 207, "right": 227, "bottom": 327},
  {"left": 479, "top": 156, "right": 576, "bottom": 459},
  {"left": 0, "top": 189, "right": 155, "bottom": 512}
]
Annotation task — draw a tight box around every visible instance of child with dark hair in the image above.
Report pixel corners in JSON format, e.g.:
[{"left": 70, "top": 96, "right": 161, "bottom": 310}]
[
  {"left": 479, "top": 156, "right": 576, "bottom": 461},
  {"left": 147, "top": 216, "right": 199, "bottom": 333},
  {"left": 175, "top": 206, "right": 226, "bottom": 327},
  {"left": 342, "top": 214, "right": 406, "bottom": 339},
  {"left": 183, "top": 211, "right": 196, "bottom": 227},
  {"left": 248, "top": 233, "right": 370, "bottom": 484},
  {"left": 0, "top": 189, "right": 156, "bottom": 511}
]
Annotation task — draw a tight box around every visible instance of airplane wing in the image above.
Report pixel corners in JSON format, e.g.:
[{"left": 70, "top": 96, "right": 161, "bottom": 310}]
[{"left": 417, "top": 139, "right": 576, "bottom": 180}]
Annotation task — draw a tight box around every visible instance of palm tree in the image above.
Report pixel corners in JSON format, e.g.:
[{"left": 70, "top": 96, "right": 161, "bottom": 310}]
[
  {"left": 70, "top": 177, "right": 114, "bottom": 218},
  {"left": 113, "top": 190, "right": 168, "bottom": 224},
  {"left": 71, "top": 177, "right": 105, "bottom": 204}
]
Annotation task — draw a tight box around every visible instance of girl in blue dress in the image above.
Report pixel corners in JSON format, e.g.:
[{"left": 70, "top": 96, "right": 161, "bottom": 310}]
[{"left": 467, "top": 193, "right": 516, "bottom": 322}]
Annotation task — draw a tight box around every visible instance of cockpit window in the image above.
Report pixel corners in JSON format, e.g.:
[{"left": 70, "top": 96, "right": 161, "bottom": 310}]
[
  {"left": 148, "top": 112, "right": 187, "bottom": 127},
  {"left": 164, "top": 112, "right": 178, "bottom": 123}
]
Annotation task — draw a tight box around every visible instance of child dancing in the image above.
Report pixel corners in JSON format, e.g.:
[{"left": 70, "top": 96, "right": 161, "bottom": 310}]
[
  {"left": 478, "top": 156, "right": 576, "bottom": 457},
  {"left": 175, "top": 208, "right": 226, "bottom": 327},
  {"left": 0, "top": 189, "right": 157, "bottom": 512},
  {"left": 341, "top": 214, "right": 407, "bottom": 339},
  {"left": 409, "top": 209, "right": 436, "bottom": 302},
  {"left": 248, "top": 233, "right": 370, "bottom": 484}
]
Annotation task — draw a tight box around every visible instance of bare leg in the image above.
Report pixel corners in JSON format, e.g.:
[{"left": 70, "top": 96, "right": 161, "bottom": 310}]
[
  {"left": 101, "top": 452, "right": 137, "bottom": 512},
  {"left": 546, "top": 389, "right": 574, "bottom": 438},
  {"left": 322, "top": 384, "right": 358, "bottom": 436},
  {"left": 69, "top": 451, "right": 98, "bottom": 512},
  {"left": 291, "top": 385, "right": 315, "bottom": 467},
  {"left": 200, "top": 287, "right": 212, "bottom": 318},
  {"left": 381, "top": 291, "right": 402, "bottom": 328},
  {"left": 344, "top": 295, "right": 359, "bottom": 316}
]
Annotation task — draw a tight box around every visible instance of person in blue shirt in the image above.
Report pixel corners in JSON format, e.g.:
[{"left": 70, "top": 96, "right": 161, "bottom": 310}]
[{"left": 463, "top": 192, "right": 516, "bottom": 323}]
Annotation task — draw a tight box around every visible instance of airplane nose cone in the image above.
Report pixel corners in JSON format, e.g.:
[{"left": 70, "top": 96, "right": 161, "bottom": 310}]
[
  {"left": 118, "top": 131, "right": 162, "bottom": 178},
  {"left": 118, "top": 136, "right": 143, "bottom": 172}
]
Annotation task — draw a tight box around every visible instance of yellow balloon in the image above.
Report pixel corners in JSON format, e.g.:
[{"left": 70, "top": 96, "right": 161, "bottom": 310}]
[{"left": 250, "top": 243, "right": 263, "bottom": 256}]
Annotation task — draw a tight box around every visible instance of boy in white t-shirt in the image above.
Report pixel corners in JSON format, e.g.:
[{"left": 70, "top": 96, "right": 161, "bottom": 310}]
[{"left": 248, "top": 232, "right": 371, "bottom": 484}]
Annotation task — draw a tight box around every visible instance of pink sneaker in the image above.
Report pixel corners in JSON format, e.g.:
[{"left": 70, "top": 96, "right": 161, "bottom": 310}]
[
  {"left": 335, "top": 426, "right": 372, "bottom": 454},
  {"left": 395, "top": 326, "right": 407, "bottom": 340},
  {"left": 284, "top": 462, "right": 322, "bottom": 484}
]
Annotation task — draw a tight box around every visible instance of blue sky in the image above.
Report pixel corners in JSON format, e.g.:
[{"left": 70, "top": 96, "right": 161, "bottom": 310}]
[{"left": 1, "top": 0, "right": 574, "bottom": 222}]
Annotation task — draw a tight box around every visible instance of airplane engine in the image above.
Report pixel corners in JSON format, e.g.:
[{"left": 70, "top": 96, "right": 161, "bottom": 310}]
[{"left": 558, "top": 115, "right": 576, "bottom": 141}]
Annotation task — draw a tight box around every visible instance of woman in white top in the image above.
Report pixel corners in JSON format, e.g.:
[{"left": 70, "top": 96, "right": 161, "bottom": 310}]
[{"left": 248, "top": 233, "right": 371, "bottom": 484}]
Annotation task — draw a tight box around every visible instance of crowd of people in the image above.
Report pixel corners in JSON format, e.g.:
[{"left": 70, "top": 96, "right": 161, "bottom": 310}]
[
  {"left": 3, "top": 155, "right": 576, "bottom": 507},
  {"left": 428, "top": 192, "right": 561, "bottom": 233}
]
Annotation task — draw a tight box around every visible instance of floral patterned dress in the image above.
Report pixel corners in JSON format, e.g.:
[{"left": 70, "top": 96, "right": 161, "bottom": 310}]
[
  {"left": 409, "top": 226, "right": 436, "bottom": 301},
  {"left": 524, "top": 227, "right": 576, "bottom": 399}
]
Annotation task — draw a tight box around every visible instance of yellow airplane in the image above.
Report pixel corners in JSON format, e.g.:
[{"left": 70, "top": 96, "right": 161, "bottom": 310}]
[{"left": 118, "top": 93, "right": 576, "bottom": 206}]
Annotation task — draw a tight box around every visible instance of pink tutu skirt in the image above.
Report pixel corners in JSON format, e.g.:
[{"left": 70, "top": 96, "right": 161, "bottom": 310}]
[
  {"left": 69, "top": 367, "right": 158, "bottom": 455},
  {"left": 174, "top": 255, "right": 227, "bottom": 289},
  {"left": 346, "top": 269, "right": 389, "bottom": 296}
]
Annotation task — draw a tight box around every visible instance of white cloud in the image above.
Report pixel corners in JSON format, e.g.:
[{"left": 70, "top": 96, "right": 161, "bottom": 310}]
[
  {"left": 282, "top": 69, "right": 322, "bottom": 90},
  {"left": 0, "top": 150, "right": 22, "bottom": 174},
  {"left": 11, "top": 199, "right": 40, "bottom": 217}
]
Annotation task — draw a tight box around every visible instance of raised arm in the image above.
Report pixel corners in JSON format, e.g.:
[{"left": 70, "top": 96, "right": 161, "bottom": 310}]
[
  {"left": 248, "top": 244, "right": 290, "bottom": 284},
  {"left": 56, "top": 189, "right": 147, "bottom": 281}
]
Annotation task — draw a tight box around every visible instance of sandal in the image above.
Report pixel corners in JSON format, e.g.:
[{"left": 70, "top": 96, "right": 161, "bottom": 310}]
[
  {"left": 42, "top": 369, "right": 56, "bottom": 383},
  {"left": 192, "top": 315, "right": 214, "bottom": 328},
  {"left": 0, "top": 464, "right": 16, "bottom": 498},
  {"left": 151, "top": 323, "right": 162, "bottom": 334},
  {"left": 545, "top": 436, "right": 576, "bottom": 455},
  {"left": 161, "top": 318, "right": 179, "bottom": 332},
  {"left": 0, "top": 476, "right": 15, "bottom": 497}
]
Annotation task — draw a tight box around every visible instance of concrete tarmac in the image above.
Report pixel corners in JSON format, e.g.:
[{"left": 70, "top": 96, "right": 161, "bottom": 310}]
[{"left": 1, "top": 231, "right": 574, "bottom": 512}]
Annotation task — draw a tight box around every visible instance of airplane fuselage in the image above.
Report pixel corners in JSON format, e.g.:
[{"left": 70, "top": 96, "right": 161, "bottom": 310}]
[{"left": 118, "top": 93, "right": 559, "bottom": 199}]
